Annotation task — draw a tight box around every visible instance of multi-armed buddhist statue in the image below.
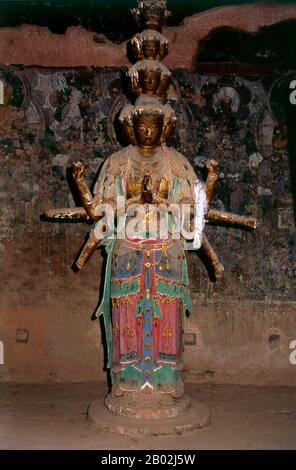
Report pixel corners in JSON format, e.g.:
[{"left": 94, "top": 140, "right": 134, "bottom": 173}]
[{"left": 44, "top": 0, "right": 256, "bottom": 428}]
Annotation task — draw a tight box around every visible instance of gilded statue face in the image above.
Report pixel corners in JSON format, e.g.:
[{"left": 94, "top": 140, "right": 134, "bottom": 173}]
[
  {"left": 143, "top": 39, "right": 160, "bottom": 60},
  {"left": 143, "top": 8, "right": 164, "bottom": 31},
  {"left": 138, "top": 70, "right": 161, "bottom": 95},
  {"left": 133, "top": 113, "right": 164, "bottom": 149}
]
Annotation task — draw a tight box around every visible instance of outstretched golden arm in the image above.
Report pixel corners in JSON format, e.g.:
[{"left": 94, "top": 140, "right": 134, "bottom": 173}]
[
  {"left": 43, "top": 207, "right": 89, "bottom": 221},
  {"left": 203, "top": 158, "right": 257, "bottom": 230},
  {"left": 200, "top": 233, "right": 224, "bottom": 279},
  {"left": 72, "top": 161, "right": 99, "bottom": 222},
  {"left": 75, "top": 230, "right": 102, "bottom": 270},
  {"left": 205, "top": 159, "right": 219, "bottom": 206},
  {"left": 206, "top": 209, "right": 257, "bottom": 229},
  {"left": 42, "top": 160, "right": 99, "bottom": 222},
  {"left": 197, "top": 159, "right": 224, "bottom": 278},
  {"left": 199, "top": 158, "right": 256, "bottom": 279},
  {"left": 43, "top": 162, "right": 102, "bottom": 269}
]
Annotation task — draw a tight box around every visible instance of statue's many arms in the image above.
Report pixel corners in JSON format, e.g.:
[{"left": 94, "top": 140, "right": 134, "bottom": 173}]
[{"left": 44, "top": 104, "right": 256, "bottom": 408}]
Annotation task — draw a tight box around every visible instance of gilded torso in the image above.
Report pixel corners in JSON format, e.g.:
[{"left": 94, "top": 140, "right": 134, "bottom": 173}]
[{"left": 93, "top": 144, "right": 197, "bottom": 205}]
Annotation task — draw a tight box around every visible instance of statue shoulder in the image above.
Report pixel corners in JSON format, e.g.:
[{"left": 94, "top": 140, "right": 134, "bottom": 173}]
[
  {"left": 163, "top": 146, "right": 197, "bottom": 181},
  {"left": 101, "top": 145, "right": 132, "bottom": 175}
]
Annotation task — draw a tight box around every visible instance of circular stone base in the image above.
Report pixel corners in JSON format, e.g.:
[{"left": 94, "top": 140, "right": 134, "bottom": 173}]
[
  {"left": 87, "top": 397, "right": 210, "bottom": 437},
  {"left": 105, "top": 392, "right": 191, "bottom": 419}
]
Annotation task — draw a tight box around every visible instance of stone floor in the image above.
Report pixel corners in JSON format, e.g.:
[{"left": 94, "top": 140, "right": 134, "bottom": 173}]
[{"left": 0, "top": 382, "right": 295, "bottom": 450}]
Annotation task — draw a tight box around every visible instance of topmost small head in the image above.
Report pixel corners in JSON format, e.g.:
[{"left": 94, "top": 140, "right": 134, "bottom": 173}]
[{"left": 131, "top": 0, "right": 171, "bottom": 32}]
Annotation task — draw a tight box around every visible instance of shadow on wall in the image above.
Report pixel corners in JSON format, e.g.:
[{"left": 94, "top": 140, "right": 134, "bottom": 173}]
[{"left": 198, "top": 20, "right": 296, "bottom": 69}]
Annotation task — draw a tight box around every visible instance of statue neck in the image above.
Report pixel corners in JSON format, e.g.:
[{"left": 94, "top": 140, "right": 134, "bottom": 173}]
[
  {"left": 128, "top": 144, "right": 171, "bottom": 184},
  {"left": 136, "top": 144, "right": 162, "bottom": 159}
]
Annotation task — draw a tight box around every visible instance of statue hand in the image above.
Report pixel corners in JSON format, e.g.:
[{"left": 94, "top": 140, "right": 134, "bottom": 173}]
[
  {"left": 206, "top": 159, "right": 219, "bottom": 174},
  {"left": 213, "top": 261, "right": 224, "bottom": 280},
  {"left": 72, "top": 161, "right": 85, "bottom": 179},
  {"left": 152, "top": 195, "right": 169, "bottom": 206},
  {"left": 126, "top": 196, "right": 141, "bottom": 209}
]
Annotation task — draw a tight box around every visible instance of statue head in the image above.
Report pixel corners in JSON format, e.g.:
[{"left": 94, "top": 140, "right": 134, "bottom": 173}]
[
  {"left": 131, "top": 1, "right": 171, "bottom": 32},
  {"left": 130, "top": 30, "right": 169, "bottom": 62},
  {"left": 119, "top": 96, "right": 176, "bottom": 150},
  {"left": 138, "top": 68, "right": 162, "bottom": 95},
  {"left": 128, "top": 61, "right": 171, "bottom": 98},
  {"left": 133, "top": 110, "right": 164, "bottom": 149},
  {"left": 143, "top": 38, "right": 160, "bottom": 60}
]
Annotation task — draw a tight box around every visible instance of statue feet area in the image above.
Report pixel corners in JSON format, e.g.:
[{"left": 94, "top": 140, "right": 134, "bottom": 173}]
[
  {"left": 105, "top": 389, "right": 191, "bottom": 419},
  {"left": 87, "top": 390, "right": 211, "bottom": 436}
]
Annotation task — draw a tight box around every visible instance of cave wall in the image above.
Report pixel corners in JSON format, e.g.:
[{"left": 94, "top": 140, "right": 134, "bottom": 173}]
[
  {"left": 0, "top": 3, "right": 295, "bottom": 385},
  {"left": 0, "top": 62, "right": 295, "bottom": 384}
]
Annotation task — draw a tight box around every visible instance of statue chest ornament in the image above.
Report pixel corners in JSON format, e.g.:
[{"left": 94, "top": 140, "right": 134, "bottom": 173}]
[{"left": 126, "top": 176, "right": 169, "bottom": 202}]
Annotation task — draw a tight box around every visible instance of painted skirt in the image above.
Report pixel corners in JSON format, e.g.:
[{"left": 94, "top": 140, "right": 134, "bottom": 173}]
[{"left": 110, "top": 238, "right": 192, "bottom": 393}]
